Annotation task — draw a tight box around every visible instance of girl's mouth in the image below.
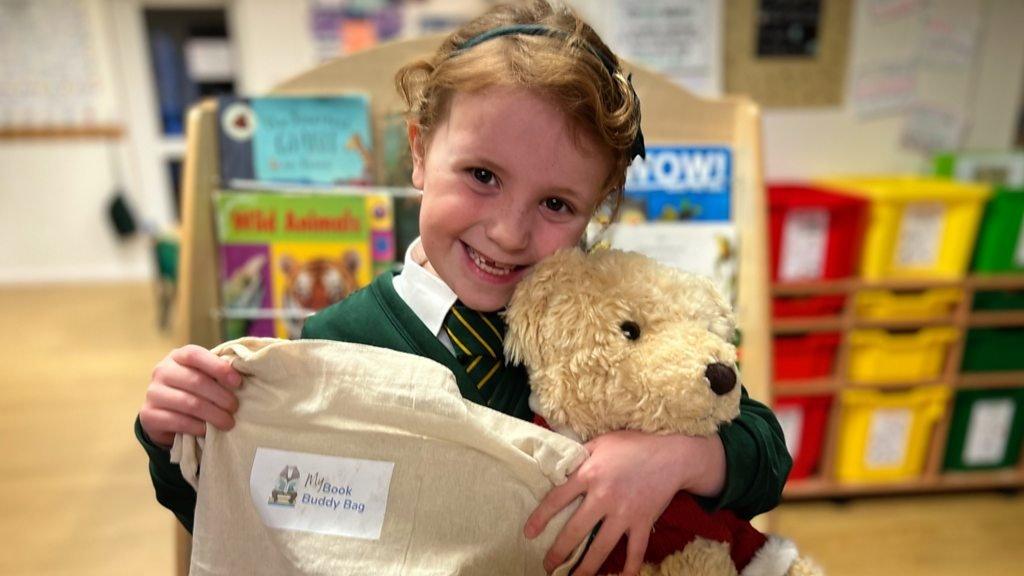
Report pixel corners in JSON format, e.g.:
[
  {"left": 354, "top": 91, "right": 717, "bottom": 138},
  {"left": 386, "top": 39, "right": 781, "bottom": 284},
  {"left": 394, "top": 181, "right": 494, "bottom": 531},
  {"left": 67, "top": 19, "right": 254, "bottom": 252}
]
[{"left": 465, "top": 244, "right": 524, "bottom": 277}]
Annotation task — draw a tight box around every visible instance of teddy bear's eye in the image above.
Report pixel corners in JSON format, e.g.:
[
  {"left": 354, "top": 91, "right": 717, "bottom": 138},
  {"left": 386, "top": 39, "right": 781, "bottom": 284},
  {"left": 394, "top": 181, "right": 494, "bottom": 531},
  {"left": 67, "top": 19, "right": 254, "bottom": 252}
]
[{"left": 620, "top": 321, "right": 641, "bottom": 341}]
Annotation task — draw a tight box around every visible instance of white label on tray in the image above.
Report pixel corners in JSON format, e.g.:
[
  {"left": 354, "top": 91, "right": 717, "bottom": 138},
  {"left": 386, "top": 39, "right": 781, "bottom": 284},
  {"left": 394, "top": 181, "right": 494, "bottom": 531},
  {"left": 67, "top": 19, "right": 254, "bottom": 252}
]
[
  {"left": 249, "top": 447, "right": 394, "bottom": 540},
  {"left": 895, "top": 203, "right": 946, "bottom": 267},
  {"left": 866, "top": 408, "right": 912, "bottom": 469},
  {"left": 779, "top": 208, "right": 830, "bottom": 281},
  {"left": 963, "top": 399, "right": 1015, "bottom": 466},
  {"left": 1015, "top": 214, "right": 1024, "bottom": 267},
  {"left": 776, "top": 405, "right": 805, "bottom": 459}
]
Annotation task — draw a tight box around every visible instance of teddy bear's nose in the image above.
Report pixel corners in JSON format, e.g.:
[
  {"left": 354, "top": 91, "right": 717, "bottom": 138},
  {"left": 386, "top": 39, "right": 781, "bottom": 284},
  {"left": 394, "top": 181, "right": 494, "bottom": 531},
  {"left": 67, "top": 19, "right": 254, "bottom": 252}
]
[{"left": 705, "top": 363, "right": 736, "bottom": 395}]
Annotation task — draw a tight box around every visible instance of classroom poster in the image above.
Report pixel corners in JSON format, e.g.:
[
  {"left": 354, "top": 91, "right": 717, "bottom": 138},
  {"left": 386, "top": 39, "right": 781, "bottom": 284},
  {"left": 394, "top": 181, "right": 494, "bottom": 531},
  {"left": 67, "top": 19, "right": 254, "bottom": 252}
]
[
  {"left": 608, "top": 0, "right": 720, "bottom": 97},
  {"left": 215, "top": 190, "right": 394, "bottom": 339},
  {"left": 308, "top": 0, "right": 404, "bottom": 62}
]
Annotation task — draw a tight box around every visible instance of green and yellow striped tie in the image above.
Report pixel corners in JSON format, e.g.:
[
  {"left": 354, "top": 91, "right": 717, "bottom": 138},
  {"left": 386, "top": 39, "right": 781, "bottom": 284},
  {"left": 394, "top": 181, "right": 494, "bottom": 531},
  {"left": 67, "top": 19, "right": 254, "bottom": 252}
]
[{"left": 443, "top": 303, "right": 511, "bottom": 406}]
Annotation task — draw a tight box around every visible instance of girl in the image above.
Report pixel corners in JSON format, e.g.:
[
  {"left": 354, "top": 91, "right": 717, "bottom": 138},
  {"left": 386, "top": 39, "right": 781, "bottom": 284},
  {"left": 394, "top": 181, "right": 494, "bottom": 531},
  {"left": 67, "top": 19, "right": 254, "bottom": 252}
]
[{"left": 137, "top": 2, "right": 790, "bottom": 575}]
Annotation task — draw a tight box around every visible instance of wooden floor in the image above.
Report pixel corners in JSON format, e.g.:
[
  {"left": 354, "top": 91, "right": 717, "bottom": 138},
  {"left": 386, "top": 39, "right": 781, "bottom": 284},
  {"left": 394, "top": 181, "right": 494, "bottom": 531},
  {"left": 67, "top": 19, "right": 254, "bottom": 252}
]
[{"left": 1, "top": 283, "right": 1022, "bottom": 575}]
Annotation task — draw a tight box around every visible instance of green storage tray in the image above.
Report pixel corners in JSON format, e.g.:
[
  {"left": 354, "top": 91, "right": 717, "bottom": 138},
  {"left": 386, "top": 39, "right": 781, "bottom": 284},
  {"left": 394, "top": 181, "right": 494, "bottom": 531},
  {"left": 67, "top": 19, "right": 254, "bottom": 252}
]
[
  {"left": 973, "top": 289, "right": 1024, "bottom": 311},
  {"left": 971, "top": 188, "right": 1024, "bottom": 273},
  {"left": 944, "top": 388, "right": 1024, "bottom": 471},
  {"left": 961, "top": 328, "right": 1024, "bottom": 372}
]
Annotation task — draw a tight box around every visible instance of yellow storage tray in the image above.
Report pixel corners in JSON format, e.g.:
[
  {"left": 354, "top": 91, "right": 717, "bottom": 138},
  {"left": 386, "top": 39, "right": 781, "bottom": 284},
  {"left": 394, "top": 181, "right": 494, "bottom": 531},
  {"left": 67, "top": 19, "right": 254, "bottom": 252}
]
[
  {"left": 836, "top": 386, "right": 950, "bottom": 483},
  {"left": 847, "top": 327, "right": 958, "bottom": 384},
  {"left": 855, "top": 288, "right": 962, "bottom": 321},
  {"left": 818, "top": 177, "right": 991, "bottom": 280}
]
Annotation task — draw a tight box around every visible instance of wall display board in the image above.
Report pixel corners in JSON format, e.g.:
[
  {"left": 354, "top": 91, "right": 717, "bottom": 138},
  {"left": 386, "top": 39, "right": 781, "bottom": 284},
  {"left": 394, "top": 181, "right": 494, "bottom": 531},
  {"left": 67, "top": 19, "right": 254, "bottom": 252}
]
[
  {"left": 725, "top": 0, "right": 852, "bottom": 107},
  {"left": 0, "top": 0, "right": 119, "bottom": 137}
]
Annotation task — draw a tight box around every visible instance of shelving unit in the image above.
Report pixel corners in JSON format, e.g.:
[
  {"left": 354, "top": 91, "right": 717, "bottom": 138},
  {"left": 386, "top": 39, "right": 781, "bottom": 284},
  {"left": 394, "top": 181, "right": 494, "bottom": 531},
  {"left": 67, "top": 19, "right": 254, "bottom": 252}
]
[{"left": 773, "top": 273, "right": 1024, "bottom": 499}]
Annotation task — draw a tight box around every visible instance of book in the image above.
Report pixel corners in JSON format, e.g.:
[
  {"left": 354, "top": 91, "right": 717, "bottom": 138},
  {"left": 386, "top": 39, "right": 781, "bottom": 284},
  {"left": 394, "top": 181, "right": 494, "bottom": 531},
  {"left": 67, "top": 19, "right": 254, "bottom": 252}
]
[
  {"left": 622, "top": 145, "right": 732, "bottom": 222},
  {"left": 218, "top": 95, "right": 373, "bottom": 186},
  {"left": 591, "top": 144, "right": 738, "bottom": 304},
  {"left": 215, "top": 189, "right": 395, "bottom": 339}
]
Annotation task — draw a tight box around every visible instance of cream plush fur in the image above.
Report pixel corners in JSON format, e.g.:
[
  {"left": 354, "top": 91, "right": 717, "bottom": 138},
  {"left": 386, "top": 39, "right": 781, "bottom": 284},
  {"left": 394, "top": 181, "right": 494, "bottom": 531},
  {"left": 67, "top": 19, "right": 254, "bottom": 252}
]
[{"left": 505, "top": 248, "right": 823, "bottom": 576}]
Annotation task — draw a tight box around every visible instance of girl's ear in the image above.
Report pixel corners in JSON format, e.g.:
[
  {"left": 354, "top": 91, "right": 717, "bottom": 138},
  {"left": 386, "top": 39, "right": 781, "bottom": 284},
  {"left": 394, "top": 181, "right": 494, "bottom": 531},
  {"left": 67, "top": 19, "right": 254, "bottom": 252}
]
[{"left": 407, "top": 121, "right": 426, "bottom": 190}]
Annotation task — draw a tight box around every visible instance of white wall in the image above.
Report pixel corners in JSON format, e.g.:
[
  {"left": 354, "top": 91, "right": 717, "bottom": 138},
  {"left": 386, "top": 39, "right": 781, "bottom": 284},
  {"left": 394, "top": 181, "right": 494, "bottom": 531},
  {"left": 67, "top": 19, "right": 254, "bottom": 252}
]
[
  {"left": 761, "top": 0, "right": 1024, "bottom": 180},
  {"left": 2, "top": 0, "right": 1023, "bottom": 284},
  {"left": 0, "top": 0, "right": 150, "bottom": 283}
]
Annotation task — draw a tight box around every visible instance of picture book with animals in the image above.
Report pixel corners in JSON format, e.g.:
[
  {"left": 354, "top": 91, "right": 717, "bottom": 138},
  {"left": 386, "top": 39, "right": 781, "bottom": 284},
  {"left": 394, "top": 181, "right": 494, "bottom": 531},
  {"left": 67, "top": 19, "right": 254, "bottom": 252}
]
[
  {"left": 215, "top": 189, "right": 395, "bottom": 340},
  {"left": 218, "top": 95, "right": 373, "bottom": 186}
]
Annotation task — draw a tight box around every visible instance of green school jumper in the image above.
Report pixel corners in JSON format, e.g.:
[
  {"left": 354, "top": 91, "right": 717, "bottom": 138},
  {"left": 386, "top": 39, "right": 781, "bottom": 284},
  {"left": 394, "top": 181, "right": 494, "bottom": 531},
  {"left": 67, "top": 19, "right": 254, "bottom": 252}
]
[{"left": 136, "top": 271, "right": 792, "bottom": 533}]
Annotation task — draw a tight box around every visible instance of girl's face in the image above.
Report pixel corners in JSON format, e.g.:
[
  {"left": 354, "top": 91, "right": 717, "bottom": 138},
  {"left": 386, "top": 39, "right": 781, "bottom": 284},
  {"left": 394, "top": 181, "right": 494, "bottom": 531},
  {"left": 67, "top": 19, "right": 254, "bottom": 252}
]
[{"left": 410, "top": 86, "right": 611, "bottom": 312}]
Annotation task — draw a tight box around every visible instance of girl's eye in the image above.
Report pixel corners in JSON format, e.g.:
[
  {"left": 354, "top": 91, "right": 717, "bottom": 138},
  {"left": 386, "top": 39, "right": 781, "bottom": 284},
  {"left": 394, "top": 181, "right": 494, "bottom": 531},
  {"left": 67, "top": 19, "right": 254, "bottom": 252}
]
[
  {"left": 542, "top": 197, "right": 573, "bottom": 214},
  {"left": 471, "top": 168, "right": 497, "bottom": 186}
]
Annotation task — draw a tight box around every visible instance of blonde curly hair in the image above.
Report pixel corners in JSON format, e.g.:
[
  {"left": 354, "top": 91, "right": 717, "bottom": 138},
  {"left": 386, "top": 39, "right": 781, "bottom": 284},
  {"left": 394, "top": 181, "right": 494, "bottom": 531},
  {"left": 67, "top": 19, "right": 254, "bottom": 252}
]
[{"left": 395, "top": 0, "right": 642, "bottom": 214}]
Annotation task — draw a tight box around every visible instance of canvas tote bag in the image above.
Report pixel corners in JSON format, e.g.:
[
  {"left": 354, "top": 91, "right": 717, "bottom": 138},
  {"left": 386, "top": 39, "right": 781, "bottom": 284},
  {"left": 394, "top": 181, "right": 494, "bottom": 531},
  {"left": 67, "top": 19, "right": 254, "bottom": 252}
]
[{"left": 172, "top": 338, "right": 588, "bottom": 575}]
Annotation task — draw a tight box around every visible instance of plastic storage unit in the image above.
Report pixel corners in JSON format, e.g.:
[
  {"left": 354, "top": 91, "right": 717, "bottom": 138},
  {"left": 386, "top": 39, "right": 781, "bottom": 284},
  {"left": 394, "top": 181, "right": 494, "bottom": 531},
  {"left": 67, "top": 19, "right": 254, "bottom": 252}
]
[
  {"left": 775, "top": 395, "right": 832, "bottom": 480},
  {"left": 944, "top": 388, "right": 1024, "bottom": 471},
  {"left": 855, "top": 287, "right": 962, "bottom": 321},
  {"left": 835, "top": 386, "right": 950, "bottom": 483},
  {"left": 774, "top": 332, "right": 841, "bottom": 380},
  {"left": 971, "top": 187, "right": 1024, "bottom": 274},
  {"left": 960, "top": 328, "right": 1024, "bottom": 372},
  {"left": 819, "top": 177, "right": 991, "bottom": 280},
  {"left": 847, "top": 327, "right": 958, "bottom": 384},
  {"left": 768, "top": 184, "right": 867, "bottom": 318}
]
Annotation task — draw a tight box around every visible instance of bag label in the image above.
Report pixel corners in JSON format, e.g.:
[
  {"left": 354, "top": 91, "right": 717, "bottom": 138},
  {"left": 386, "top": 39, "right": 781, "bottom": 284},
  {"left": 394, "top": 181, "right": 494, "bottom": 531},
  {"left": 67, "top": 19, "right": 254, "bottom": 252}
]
[{"left": 249, "top": 447, "right": 394, "bottom": 539}]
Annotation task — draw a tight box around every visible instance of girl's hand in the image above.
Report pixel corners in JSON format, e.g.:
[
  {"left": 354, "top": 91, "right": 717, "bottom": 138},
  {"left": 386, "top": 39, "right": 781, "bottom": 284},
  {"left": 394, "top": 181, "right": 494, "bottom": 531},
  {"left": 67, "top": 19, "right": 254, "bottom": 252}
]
[
  {"left": 524, "top": 430, "right": 725, "bottom": 576},
  {"left": 139, "top": 345, "right": 242, "bottom": 448}
]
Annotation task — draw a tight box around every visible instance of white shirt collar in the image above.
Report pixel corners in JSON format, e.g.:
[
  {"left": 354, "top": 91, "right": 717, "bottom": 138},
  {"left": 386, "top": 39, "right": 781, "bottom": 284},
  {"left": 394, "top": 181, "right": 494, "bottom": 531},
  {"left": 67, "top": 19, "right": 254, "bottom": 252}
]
[{"left": 391, "top": 237, "right": 458, "bottom": 338}]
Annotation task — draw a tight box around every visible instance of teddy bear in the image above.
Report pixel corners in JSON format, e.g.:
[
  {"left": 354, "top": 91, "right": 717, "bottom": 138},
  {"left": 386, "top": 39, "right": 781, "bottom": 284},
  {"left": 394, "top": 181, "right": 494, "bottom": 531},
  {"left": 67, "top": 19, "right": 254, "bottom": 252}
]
[{"left": 504, "top": 247, "right": 822, "bottom": 576}]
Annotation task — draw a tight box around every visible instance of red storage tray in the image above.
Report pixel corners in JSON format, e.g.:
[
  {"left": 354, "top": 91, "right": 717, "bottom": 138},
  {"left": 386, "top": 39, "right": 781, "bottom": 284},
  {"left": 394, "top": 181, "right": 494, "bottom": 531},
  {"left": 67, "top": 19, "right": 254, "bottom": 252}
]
[
  {"left": 775, "top": 395, "right": 832, "bottom": 480},
  {"left": 769, "top": 184, "right": 868, "bottom": 283},
  {"left": 774, "top": 332, "right": 841, "bottom": 380},
  {"left": 772, "top": 294, "right": 846, "bottom": 318}
]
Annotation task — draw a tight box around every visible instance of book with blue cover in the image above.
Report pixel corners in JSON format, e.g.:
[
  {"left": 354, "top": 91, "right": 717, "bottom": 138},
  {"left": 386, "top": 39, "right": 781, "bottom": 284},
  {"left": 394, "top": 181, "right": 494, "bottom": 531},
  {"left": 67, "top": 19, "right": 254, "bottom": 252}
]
[
  {"left": 622, "top": 145, "right": 732, "bottom": 222},
  {"left": 218, "top": 95, "right": 373, "bottom": 186}
]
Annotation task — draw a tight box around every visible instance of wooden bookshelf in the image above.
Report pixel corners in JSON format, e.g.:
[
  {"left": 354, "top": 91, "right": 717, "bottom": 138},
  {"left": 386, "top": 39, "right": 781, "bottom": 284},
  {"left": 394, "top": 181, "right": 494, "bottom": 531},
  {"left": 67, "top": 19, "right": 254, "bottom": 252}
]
[{"left": 773, "top": 274, "right": 1024, "bottom": 499}]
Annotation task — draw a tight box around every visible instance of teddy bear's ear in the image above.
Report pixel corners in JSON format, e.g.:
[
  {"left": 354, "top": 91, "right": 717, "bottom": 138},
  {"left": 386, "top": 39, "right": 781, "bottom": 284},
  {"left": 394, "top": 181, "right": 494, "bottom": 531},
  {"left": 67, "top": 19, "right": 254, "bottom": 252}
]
[{"left": 503, "top": 248, "right": 589, "bottom": 367}]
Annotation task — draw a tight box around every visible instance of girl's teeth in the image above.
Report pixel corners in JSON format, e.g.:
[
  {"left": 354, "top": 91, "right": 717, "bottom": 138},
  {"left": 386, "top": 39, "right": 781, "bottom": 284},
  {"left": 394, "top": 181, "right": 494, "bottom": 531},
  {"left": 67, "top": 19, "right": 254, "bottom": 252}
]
[{"left": 469, "top": 247, "right": 515, "bottom": 276}]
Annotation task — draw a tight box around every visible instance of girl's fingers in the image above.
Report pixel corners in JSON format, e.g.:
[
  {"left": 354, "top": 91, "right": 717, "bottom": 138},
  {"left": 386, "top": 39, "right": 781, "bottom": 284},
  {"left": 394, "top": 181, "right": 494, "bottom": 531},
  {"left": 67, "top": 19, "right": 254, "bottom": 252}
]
[
  {"left": 542, "top": 496, "right": 603, "bottom": 573},
  {"left": 148, "top": 385, "right": 236, "bottom": 432},
  {"left": 568, "top": 519, "right": 629, "bottom": 576},
  {"left": 170, "top": 345, "right": 241, "bottom": 389},
  {"left": 160, "top": 361, "right": 239, "bottom": 414},
  {"left": 525, "top": 476, "right": 585, "bottom": 539},
  {"left": 621, "top": 527, "right": 651, "bottom": 576},
  {"left": 141, "top": 407, "right": 208, "bottom": 441}
]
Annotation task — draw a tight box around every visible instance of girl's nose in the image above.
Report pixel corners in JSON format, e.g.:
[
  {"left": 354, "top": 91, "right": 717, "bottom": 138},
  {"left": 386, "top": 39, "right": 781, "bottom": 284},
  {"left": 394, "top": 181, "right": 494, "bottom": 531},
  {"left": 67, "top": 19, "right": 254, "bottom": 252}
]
[{"left": 485, "top": 204, "right": 531, "bottom": 253}]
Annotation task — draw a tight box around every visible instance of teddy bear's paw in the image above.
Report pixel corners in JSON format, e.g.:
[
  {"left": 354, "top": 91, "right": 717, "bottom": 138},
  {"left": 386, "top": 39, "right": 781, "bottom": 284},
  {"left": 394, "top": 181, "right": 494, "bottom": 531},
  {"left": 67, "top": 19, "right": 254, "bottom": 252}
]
[
  {"left": 641, "top": 537, "right": 738, "bottom": 576},
  {"left": 784, "top": 555, "right": 825, "bottom": 576}
]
